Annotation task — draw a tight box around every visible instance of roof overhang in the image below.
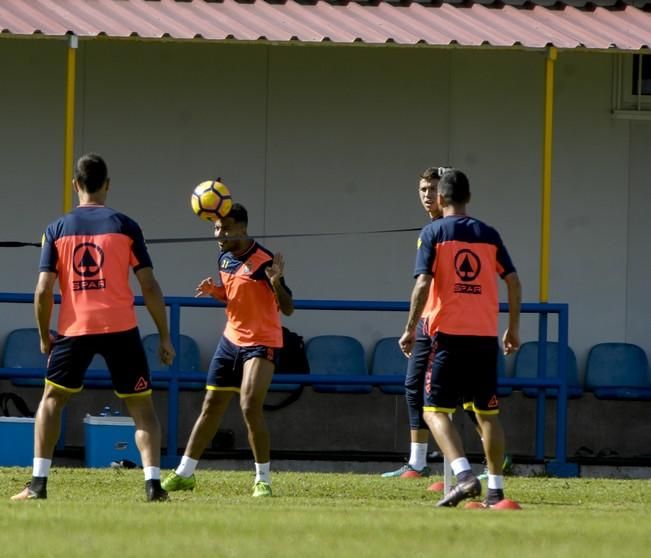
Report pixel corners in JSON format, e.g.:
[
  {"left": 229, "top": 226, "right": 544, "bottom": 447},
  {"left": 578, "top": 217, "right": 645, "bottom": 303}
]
[{"left": 1, "top": 1, "right": 650, "bottom": 52}]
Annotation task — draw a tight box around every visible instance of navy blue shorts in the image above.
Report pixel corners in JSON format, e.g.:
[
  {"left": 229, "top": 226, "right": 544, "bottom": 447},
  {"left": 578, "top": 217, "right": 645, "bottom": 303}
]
[
  {"left": 46, "top": 327, "right": 151, "bottom": 397},
  {"left": 424, "top": 332, "right": 500, "bottom": 415},
  {"left": 206, "top": 336, "right": 279, "bottom": 391},
  {"left": 404, "top": 319, "right": 432, "bottom": 430}
]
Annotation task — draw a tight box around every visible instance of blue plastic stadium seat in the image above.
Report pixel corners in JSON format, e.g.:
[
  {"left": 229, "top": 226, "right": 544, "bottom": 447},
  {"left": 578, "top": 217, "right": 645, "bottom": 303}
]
[
  {"left": 1, "top": 328, "right": 69, "bottom": 449},
  {"left": 88, "top": 355, "right": 107, "bottom": 369},
  {"left": 306, "top": 335, "right": 372, "bottom": 394},
  {"left": 142, "top": 333, "right": 203, "bottom": 389},
  {"left": 496, "top": 351, "right": 513, "bottom": 397},
  {"left": 512, "top": 341, "right": 582, "bottom": 398},
  {"left": 3, "top": 328, "right": 51, "bottom": 387},
  {"left": 370, "top": 337, "right": 407, "bottom": 394},
  {"left": 585, "top": 343, "right": 651, "bottom": 401},
  {"left": 4, "top": 328, "right": 112, "bottom": 388}
]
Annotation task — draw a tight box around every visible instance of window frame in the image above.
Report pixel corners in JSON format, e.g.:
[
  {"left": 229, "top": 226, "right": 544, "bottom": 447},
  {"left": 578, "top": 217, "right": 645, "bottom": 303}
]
[{"left": 612, "top": 53, "right": 651, "bottom": 119}]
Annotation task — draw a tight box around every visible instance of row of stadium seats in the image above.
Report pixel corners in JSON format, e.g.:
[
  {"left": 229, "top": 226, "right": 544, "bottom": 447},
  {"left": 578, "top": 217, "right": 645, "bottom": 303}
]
[
  {"left": 361, "top": 337, "right": 651, "bottom": 400},
  {"left": 502, "top": 341, "right": 651, "bottom": 401},
  {"left": 2, "top": 329, "right": 651, "bottom": 400},
  {"left": 0, "top": 328, "right": 205, "bottom": 390}
]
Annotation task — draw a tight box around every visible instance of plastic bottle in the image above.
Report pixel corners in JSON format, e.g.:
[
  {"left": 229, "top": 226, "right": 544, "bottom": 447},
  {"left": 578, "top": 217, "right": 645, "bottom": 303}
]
[{"left": 99, "top": 405, "right": 111, "bottom": 417}]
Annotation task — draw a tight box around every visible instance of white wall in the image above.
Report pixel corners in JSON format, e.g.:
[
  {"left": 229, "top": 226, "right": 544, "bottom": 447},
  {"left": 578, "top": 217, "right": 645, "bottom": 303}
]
[
  {"left": 0, "top": 38, "right": 648, "bottom": 378},
  {"left": 625, "top": 120, "right": 651, "bottom": 350}
]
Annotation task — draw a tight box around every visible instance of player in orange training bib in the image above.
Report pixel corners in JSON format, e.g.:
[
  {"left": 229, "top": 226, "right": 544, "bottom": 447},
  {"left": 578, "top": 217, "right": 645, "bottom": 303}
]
[
  {"left": 163, "top": 203, "right": 293, "bottom": 498},
  {"left": 11, "top": 153, "right": 175, "bottom": 503},
  {"left": 400, "top": 169, "right": 521, "bottom": 509}
]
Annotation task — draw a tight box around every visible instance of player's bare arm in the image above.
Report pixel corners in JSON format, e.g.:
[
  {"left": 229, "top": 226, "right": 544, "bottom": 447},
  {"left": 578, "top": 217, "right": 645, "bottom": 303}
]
[
  {"left": 399, "top": 273, "right": 432, "bottom": 357},
  {"left": 34, "top": 271, "right": 57, "bottom": 354},
  {"left": 266, "top": 253, "right": 294, "bottom": 316},
  {"left": 502, "top": 271, "right": 522, "bottom": 355},
  {"left": 136, "top": 267, "right": 176, "bottom": 366},
  {"left": 195, "top": 276, "right": 226, "bottom": 302}
]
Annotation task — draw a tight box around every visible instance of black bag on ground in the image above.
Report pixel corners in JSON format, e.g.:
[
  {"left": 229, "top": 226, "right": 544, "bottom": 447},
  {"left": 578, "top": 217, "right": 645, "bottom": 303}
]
[
  {"left": 263, "top": 327, "right": 309, "bottom": 411},
  {"left": 0, "top": 392, "right": 35, "bottom": 417},
  {"left": 277, "top": 327, "right": 310, "bottom": 374}
]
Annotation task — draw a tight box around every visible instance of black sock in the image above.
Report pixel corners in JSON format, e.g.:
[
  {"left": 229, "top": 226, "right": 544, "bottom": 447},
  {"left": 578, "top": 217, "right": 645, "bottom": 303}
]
[
  {"left": 457, "top": 470, "right": 475, "bottom": 483},
  {"left": 30, "top": 476, "right": 47, "bottom": 494},
  {"left": 486, "top": 488, "right": 504, "bottom": 505}
]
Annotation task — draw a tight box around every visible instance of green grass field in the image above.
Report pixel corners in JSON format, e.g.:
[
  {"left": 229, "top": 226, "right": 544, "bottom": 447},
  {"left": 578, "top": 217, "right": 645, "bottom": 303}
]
[{"left": 1, "top": 467, "right": 649, "bottom": 558}]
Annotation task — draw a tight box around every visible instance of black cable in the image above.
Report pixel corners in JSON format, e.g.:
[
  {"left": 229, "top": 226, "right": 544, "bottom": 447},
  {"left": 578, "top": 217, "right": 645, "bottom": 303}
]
[
  {"left": 0, "top": 242, "right": 41, "bottom": 247},
  {"left": 1, "top": 226, "right": 422, "bottom": 248}
]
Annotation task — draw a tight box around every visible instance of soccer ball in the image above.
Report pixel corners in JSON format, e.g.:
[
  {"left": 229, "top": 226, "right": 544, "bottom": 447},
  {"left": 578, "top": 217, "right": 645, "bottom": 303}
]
[{"left": 191, "top": 180, "right": 233, "bottom": 221}]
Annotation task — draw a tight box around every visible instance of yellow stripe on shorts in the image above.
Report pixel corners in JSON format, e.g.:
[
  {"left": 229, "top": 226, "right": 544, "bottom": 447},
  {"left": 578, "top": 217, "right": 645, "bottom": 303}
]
[
  {"left": 423, "top": 406, "right": 456, "bottom": 414},
  {"left": 206, "top": 386, "right": 240, "bottom": 393},
  {"left": 45, "top": 378, "right": 82, "bottom": 394},
  {"left": 116, "top": 389, "right": 153, "bottom": 399}
]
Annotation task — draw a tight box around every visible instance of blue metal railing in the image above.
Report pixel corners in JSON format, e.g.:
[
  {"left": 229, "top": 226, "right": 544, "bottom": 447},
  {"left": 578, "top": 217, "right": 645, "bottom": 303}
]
[{"left": 0, "top": 292, "right": 571, "bottom": 473}]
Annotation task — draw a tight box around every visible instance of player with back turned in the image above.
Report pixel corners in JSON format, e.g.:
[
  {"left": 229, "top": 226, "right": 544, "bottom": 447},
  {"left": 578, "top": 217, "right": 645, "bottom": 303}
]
[
  {"left": 399, "top": 169, "right": 521, "bottom": 508},
  {"left": 11, "top": 153, "right": 175, "bottom": 502}
]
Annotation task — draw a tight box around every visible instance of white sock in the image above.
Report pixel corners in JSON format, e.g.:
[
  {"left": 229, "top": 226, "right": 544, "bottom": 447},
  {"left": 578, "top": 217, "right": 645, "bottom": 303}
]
[
  {"left": 407, "top": 442, "right": 428, "bottom": 471},
  {"left": 175, "top": 456, "right": 198, "bottom": 477},
  {"left": 488, "top": 475, "right": 504, "bottom": 490},
  {"left": 255, "top": 462, "right": 271, "bottom": 484},
  {"left": 450, "top": 457, "right": 472, "bottom": 476},
  {"left": 144, "top": 466, "right": 160, "bottom": 481},
  {"left": 33, "top": 458, "right": 52, "bottom": 478}
]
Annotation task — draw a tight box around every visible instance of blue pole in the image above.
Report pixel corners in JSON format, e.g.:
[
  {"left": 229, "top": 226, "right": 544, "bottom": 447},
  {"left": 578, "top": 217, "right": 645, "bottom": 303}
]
[
  {"left": 165, "top": 302, "right": 181, "bottom": 467},
  {"left": 535, "top": 313, "right": 548, "bottom": 460},
  {"left": 555, "top": 305, "right": 569, "bottom": 464}
]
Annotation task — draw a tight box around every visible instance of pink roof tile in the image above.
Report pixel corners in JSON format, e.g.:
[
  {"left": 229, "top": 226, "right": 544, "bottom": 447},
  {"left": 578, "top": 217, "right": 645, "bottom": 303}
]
[{"left": 0, "top": 0, "right": 649, "bottom": 50}]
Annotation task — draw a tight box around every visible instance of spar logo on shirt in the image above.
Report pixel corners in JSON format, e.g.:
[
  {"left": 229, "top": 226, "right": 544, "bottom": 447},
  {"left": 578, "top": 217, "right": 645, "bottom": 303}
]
[
  {"left": 72, "top": 242, "right": 106, "bottom": 291},
  {"left": 453, "top": 249, "right": 482, "bottom": 294}
]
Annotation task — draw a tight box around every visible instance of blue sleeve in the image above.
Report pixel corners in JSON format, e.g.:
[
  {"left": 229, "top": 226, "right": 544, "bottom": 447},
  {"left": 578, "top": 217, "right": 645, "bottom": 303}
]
[
  {"left": 414, "top": 224, "right": 436, "bottom": 277},
  {"left": 251, "top": 260, "right": 270, "bottom": 281},
  {"left": 251, "top": 262, "right": 292, "bottom": 295},
  {"left": 39, "top": 224, "right": 58, "bottom": 273},
  {"left": 124, "top": 217, "right": 153, "bottom": 272},
  {"left": 216, "top": 253, "right": 225, "bottom": 284},
  {"left": 494, "top": 232, "right": 516, "bottom": 278}
]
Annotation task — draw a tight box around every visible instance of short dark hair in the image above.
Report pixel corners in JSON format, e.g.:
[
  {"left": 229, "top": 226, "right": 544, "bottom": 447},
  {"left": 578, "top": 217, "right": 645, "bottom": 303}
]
[
  {"left": 226, "top": 203, "right": 248, "bottom": 226},
  {"left": 75, "top": 153, "right": 108, "bottom": 193},
  {"left": 420, "top": 166, "right": 451, "bottom": 181},
  {"left": 437, "top": 169, "right": 470, "bottom": 204}
]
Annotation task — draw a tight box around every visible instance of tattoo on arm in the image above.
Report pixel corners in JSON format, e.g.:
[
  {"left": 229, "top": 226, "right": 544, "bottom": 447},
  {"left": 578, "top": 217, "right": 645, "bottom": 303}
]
[{"left": 405, "top": 275, "right": 431, "bottom": 332}]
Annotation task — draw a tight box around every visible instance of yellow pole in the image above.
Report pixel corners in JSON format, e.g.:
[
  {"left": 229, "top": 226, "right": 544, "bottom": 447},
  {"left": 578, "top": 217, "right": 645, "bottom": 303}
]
[
  {"left": 539, "top": 47, "right": 557, "bottom": 303},
  {"left": 63, "top": 35, "right": 78, "bottom": 213}
]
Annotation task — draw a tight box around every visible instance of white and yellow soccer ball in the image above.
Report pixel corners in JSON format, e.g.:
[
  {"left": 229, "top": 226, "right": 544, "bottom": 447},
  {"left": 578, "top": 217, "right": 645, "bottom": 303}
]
[{"left": 191, "top": 180, "right": 233, "bottom": 221}]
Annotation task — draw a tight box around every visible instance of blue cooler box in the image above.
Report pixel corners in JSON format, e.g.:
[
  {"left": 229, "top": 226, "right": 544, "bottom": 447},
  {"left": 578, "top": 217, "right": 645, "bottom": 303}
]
[
  {"left": 0, "top": 416, "right": 35, "bottom": 466},
  {"left": 83, "top": 415, "right": 141, "bottom": 468}
]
